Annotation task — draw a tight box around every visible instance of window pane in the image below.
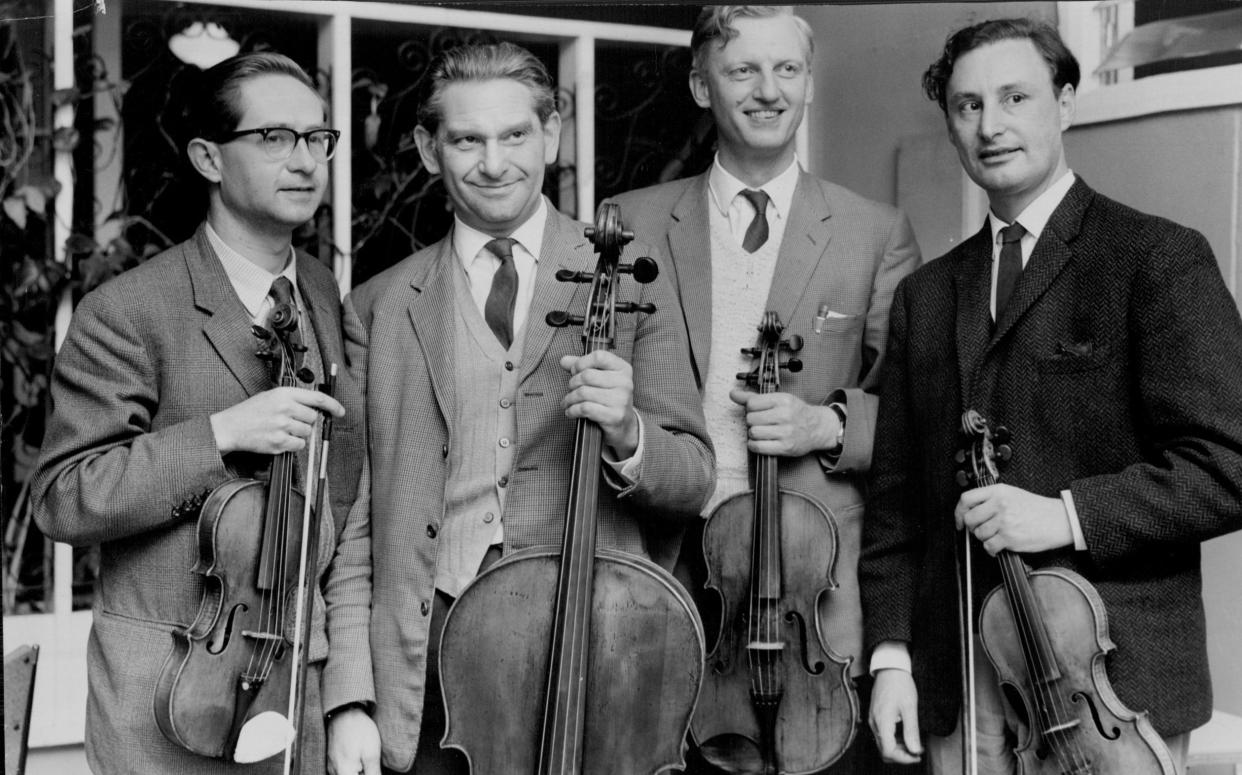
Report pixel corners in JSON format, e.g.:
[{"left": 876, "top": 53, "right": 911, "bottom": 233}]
[{"left": 593, "top": 40, "right": 709, "bottom": 206}]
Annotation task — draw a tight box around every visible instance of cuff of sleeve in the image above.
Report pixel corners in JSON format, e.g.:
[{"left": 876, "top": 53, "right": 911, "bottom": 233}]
[
  {"left": 869, "top": 640, "right": 912, "bottom": 675},
  {"left": 324, "top": 700, "right": 371, "bottom": 721},
  {"left": 603, "top": 411, "right": 646, "bottom": 491},
  {"left": 1061, "top": 489, "right": 1087, "bottom": 551}
]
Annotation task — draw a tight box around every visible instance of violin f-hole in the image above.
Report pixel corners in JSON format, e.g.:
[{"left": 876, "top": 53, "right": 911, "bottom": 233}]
[
  {"left": 207, "top": 602, "right": 248, "bottom": 655},
  {"left": 784, "top": 610, "right": 826, "bottom": 675},
  {"left": 1073, "top": 691, "right": 1122, "bottom": 741}
]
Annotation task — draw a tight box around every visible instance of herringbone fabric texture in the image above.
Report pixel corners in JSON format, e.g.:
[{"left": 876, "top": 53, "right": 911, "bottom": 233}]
[{"left": 861, "top": 178, "right": 1242, "bottom": 738}]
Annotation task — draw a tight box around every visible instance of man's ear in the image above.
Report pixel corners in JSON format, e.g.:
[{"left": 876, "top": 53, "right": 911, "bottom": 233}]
[
  {"left": 187, "top": 138, "right": 222, "bottom": 184},
  {"left": 541, "top": 111, "right": 562, "bottom": 165},
  {"left": 689, "top": 70, "right": 712, "bottom": 110},
  {"left": 1058, "top": 83, "right": 1077, "bottom": 131},
  {"left": 413, "top": 125, "right": 441, "bottom": 176}
]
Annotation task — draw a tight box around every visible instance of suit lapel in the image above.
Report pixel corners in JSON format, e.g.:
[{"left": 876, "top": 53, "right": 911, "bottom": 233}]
[
  {"left": 668, "top": 175, "right": 714, "bottom": 381},
  {"left": 408, "top": 238, "right": 458, "bottom": 422},
  {"left": 296, "top": 251, "right": 344, "bottom": 376},
  {"left": 954, "top": 226, "right": 994, "bottom": 400},
  {"left": 990, "top": 180, "right": 1089, "bottom": 344},
  {"left": 766, "top": 173, "right": 831, "bottom": 327},
  {"left": 521, "top": 208, "right": 588, "bottom": 381},
  {"left": 189, "top": 226, "right": 273, "bottom": 397}
]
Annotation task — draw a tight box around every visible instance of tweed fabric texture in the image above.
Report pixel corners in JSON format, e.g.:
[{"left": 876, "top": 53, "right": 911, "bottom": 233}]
[
  {"left": 611, "top": 170, "right": 921, "bottom": 679},
  {"left": 323, "top": 205, "right": 714, "bottom": 771},
  {"left": 31, "top": 225, "right": 365, "bottom": 774},
  {"left": 860, "top": 179, "right": 1242, "bottom": 737}
]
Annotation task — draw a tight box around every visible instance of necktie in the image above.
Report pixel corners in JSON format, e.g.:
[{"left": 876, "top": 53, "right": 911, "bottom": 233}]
[
  {"left": 739, "top": 189, "right": 770, "bottom": 253},
  {"left": 995, "top": 222, "right": 1026, "bottom": 321},
  {"left": 483, "top": 238, "right": 518, "bottom": 349}
]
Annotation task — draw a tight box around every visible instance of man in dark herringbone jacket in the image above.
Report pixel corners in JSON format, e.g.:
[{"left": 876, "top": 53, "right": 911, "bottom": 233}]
[{"left": 860, "top": 18, "right": 1242, "bottom": 775}]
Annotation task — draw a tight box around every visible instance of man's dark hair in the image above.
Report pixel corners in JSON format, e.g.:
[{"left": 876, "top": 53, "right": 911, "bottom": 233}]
[
  {"left": 923, "top": 18, "right": 1081, "bottom": 113},
  {"left": 416, "top": 42, "right": 556, "bottom": 136},
  {"left": 189, "top": 52, "right": 320, "bottom": 146}
]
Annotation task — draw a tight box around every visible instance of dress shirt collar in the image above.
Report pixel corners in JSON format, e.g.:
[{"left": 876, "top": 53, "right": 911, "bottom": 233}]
[
  {"left": 707, "top": 154, "right": 800, "bottom": 223},
  {"left": 205, "top": 221, "right": 297, "bottom": 319},
  {"left": 987, "top": 169, "right": 1076, "bottom": 246},
  {"left": 453, "top": 196, "right": 548, "bottom": 270}
]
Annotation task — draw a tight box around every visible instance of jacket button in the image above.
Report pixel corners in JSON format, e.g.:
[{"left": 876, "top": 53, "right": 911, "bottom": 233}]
[
  {"left": 441, "top": 444, "right": 449, "bottom": 458},
  {"left": 427, "top": 524, "right": 438, "bottom": 539},
  {"left": 420, "top": 600, "right": 430, "bottom": 616},
  {"left": 483, "top": 512, "right": 495, "bottom": 524},
  {"left": 504, "top": 361, "right": 514, "bottom": 371},
  {"left": 498, "top": 475, "right": 508, "bottom": 488}
]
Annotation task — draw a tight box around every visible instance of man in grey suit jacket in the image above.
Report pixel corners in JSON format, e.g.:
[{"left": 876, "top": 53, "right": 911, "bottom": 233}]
[
  {"left": 612, "top": 7, "right": 920, "bottom": 773},
  {"left": 32, "top": 53, "right": 363, "bottom": 774},
  {"left": 862, "top": 19, "right": 1242, "bottom": 775},
  {"left": 323, "top": 42, "right": 713, "bottom": 775}
]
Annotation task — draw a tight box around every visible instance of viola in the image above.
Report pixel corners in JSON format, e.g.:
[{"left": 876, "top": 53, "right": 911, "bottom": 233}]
[
  {"left": 437, "top": 203, "right": 705, "bottom": 774},
  {"left": 154, "top": 293, "right": 329, "bottom": 771},
  {"left": 694, "top": 311, "right": 856, "bottom": 775},
  {"left": 956, "top": 409, "right": 1176, "bottom": 775}
]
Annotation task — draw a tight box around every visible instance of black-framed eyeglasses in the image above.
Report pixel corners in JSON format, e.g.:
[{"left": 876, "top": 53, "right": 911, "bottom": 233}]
[{"left": 217, "top": 127, "right": 341, "bottom": 163}]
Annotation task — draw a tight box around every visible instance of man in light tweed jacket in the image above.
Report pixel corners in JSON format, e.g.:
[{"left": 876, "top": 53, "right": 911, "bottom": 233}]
[
  {"left": 323, "top": 43, "right": 713, "bottom": 775},
  {"left": 33, "top": 53, "right": 364, "bottom": 774},
  {"left": 611, "top": 7, "right": 920, "bottom": 774}
]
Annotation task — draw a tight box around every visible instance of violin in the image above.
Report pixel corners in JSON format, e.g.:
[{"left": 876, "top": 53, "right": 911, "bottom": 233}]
[
  {"left": 694, "top": 311, "right": 856, "bottom": 775},
  {"left": 154, "top": 292, "right": 331, "bottom": 771},
  {"left": 437, "top": 203, "right": 705, "bottom": 774},
  {"left": 955, "top": 409, "right": 1176, "bottom": 775}
]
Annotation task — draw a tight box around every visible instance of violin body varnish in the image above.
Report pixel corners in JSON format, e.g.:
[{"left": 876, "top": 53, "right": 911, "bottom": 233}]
[
  {"left": 979, "top": 566, "right": 1176, "bottom": 775},
  {"left": 696, "top": 489, "right": 856, "bottom": 774},
  {"left": 153, "top": 478, "right": 300, "bottom": 758},
  {"left": 440, "top": 547, "right": 703, "bottom": 774}
]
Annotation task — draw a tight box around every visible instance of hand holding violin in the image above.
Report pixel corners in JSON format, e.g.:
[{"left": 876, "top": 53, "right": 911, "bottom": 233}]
[
  {"left": 955, "top": 484, "right": 1073, "bottom": 555},
  {"left": 729, "top": 388, "right": 842, "bottom": 458},
  {"left": 210, "top": 386, "right": 344, "bottom": 455},
  {"left": 560, "top": 350, "right": 639, "bottom": 458}
]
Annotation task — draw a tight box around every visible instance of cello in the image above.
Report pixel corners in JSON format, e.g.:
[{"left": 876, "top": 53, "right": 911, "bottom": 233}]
[
  {"left": 154, "top": 290, "right": 331, "bottom": 771},
  {"left": 955, "top": 409, "right": 1176, "bottom": 775},
  {"left": 437, "top": 203, "right": 705, "bottom": 774},
  {"left": 693, "top": 311, "right": 857, "bottom": 775}
]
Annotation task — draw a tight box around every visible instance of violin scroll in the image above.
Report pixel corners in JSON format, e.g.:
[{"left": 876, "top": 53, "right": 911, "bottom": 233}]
[{"left": 954, "top": 409, "right": 1012, "bottom": 489}]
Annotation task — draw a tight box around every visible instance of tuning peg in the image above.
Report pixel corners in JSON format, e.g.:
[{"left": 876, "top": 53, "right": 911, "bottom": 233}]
[
  {"left": 782, "top": 335, "right": 804, "bottom": 353},
  {"left": 996, "top": 444, "right": 1012, "bottom": 463},
  {"left": 554, "top": 269, "right": 593, "bottom": 283},
  {"left": 783, "top": 358, "right": 802, "bottom": 373},
  {"left": 619, "top": 256, "right": 659, "bottom": 284},
  {"left": 994, "top": 426, "right": 1012, "bottom": 445},
  {"left": 956, "top": 470, "right": 970, "bottom": 488},
  {"left": 296, "top": 368, "right": 315, "bottom": 383},
  {"left": 616, "top": 301, "right": 656, "bottom": 315},
  {"left": 546, "top": 311, "right": 585, "bottom": 328},
  {"left": 252, "top": 325, "right": 272, "bottom": 340},
  {"left": 954, "top": 450, "right": 966, "bottom": 464}
]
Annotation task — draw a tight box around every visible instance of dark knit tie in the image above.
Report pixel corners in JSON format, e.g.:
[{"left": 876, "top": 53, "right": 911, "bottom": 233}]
[
  {"left": 995, "top": 222, "right": 1026, "bottom": 320},
  {"left": 483, "top": 238, "right": 518, "bottom": 349},
  {"left": 739, "top": 189, "right": 770, "bottom": 253}
]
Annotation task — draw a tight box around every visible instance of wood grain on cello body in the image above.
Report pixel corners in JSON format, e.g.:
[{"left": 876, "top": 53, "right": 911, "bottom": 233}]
[{"left": 438, "top": 203, "right": 705, "bottom": 775}]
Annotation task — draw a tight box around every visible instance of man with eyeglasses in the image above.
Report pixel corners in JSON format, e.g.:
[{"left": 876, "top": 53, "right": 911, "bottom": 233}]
[{"left": 33, "top": 52, "right": 364, "bottom": 774}]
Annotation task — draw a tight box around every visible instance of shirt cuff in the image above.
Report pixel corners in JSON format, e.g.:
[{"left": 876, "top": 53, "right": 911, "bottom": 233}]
[
  {"left": 1061, "top": 489, "right": 1087, "bottom": 551},
  {"left": 603, "top": 411, "right": 645, "bottom": 486},
  {"left": 869, "top": 639, "right": 912, "bottom": 675}
]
